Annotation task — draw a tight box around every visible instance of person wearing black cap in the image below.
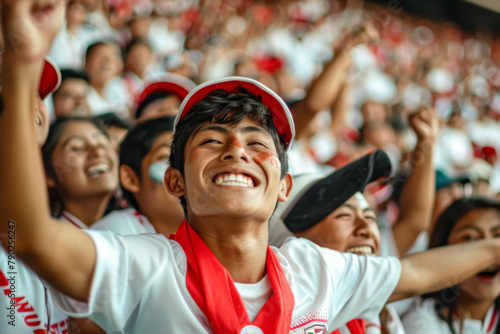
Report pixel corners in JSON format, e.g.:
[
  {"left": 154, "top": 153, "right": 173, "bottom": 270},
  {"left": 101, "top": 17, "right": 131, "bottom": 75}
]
[
  {"left": 4, "top": 17, "right": 500, "bottom": 331},
  {"left": 270, "top": 149, "right": 402, "bottom": 333}
]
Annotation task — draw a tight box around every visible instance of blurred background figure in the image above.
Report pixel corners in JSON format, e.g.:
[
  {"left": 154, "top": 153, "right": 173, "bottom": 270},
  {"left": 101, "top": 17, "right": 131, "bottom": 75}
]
[{"left": 52, "top": 69, "right": 92, "bottom": 119}]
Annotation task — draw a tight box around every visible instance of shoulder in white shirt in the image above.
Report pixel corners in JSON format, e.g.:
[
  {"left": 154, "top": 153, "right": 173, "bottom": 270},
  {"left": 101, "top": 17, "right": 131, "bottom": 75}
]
[
  {"left": 91, "top": 208, "right": 156, "bottom": 235},
  {"left": 49, "top": 232, "right": 401, "bottom": 333}
]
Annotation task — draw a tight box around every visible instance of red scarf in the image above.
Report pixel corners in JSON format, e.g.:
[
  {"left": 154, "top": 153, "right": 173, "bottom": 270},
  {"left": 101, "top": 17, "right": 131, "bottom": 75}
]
[
  {"left": 172, "top": 220, "right": 295, "bottom": 333},
  {"left": 331, "top": 319, "right": 366, "bottom": 334}
]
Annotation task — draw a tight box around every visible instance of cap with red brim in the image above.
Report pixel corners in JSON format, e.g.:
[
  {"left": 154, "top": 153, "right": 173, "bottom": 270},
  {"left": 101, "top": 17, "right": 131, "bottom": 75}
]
[
  {"left": 39, "top": 57, "right": 61, "bottom": 100},
  {"left": 137, "top": 73, "right": 196, "bottom": 106},
  {"left": 174, "top": 76, "right": 295, "bottom": 148}
]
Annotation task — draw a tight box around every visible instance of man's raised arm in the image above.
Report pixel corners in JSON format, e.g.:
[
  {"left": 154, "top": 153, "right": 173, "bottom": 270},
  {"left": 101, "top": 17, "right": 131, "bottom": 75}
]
[
  {"left": 389, "top": 238, "right": 500, "bottom": 302},
  {"left": 0, "top": 0, "right": 95, "bottom": 302}
]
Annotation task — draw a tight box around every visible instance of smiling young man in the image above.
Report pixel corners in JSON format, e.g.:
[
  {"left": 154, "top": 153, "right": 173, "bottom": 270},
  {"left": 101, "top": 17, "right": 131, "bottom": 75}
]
[{"left": 4, "top": 1, "right": 500, "bottom": 334}]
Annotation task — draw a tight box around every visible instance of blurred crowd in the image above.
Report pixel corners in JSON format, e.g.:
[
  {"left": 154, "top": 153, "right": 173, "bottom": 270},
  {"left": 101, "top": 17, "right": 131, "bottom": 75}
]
[
  {"left": 43, "top": 0, "right": 500, "bottom": 199},
  {"left": 2, "top": 0, "right": 500, "bottom": 333}
]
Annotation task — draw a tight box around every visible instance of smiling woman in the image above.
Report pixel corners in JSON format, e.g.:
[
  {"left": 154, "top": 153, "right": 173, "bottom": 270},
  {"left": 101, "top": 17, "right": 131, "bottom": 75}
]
[
  {"left": 403, "top": 197, "right": 500, "bottom": 334},
  {"left": 41, "top": 117, "right": 119, "bottom": 226}
]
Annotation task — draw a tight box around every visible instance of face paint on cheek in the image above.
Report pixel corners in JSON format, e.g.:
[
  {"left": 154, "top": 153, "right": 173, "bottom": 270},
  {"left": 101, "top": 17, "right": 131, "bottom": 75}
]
[{"left": 253, "top": 152, "right": 281, "bottom": 169}]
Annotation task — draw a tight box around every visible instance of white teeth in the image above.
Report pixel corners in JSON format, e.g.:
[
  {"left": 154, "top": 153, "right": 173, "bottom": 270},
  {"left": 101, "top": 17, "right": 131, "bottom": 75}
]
[
  {"left": 345, "top": 246, "right": 374, "bottom": 255},
  {"left": 214, "top": 173, "right": 254, "bottom": 187},
  {"left": 87, "top": 163, "right": 110, "bottom": 176}
]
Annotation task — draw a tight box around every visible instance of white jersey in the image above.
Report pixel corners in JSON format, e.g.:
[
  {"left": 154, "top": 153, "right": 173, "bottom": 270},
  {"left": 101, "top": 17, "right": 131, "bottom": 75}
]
[
  {"left": 334, "top": 304, "right": 405, "bottom": 334},
  {"left": 91, "top": 208, "right": 156, "bottom": 235},
  {"left": 0, "top": 212, "right": 87, "bottom": 334},
  {"left": 403, "top": 299, "right": 499, "bottom": 334},
  {"left": 50, "top": 231, "right": 401, "bottom": 333}
]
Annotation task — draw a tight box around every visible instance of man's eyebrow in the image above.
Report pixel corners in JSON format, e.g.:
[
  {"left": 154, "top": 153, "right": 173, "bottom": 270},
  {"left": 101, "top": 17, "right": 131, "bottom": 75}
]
[
  {"left": 490, "top": 225, "right": 500, "bottom": 233},
  {"left": 241, "top": 126, "right": 269, "bottom": 135},
  {"left": 196, "top": 124, "right": 230, "bottom": 134}
]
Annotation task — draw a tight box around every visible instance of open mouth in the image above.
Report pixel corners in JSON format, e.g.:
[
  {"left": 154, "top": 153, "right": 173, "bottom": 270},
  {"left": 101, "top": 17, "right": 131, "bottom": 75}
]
[
  {"left": 212, "top": 173, "right": 256, "bottom": 187},
  {"left": 345, "top": 245, "right": 374, "bottom": 255},
  {"left": 87, "top": 163, "right": 110, "bottom": 177},
  {"left": 477, "top": 268, "right": 499, "bottom": 280}
]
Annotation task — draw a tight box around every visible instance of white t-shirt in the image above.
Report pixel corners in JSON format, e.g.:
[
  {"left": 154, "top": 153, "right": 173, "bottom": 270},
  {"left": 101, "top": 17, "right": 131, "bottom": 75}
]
[
  {"left": 0, "top": 212, "right": 87, "bottom": 334},
  {"left": 50, "top": 232, "right": 401, "bottom": 333},
  {"left": 91, "top": 208, "right": 156, "bottom": 235},
  {"left": 0, "top": 252, "right": 69, "bottom": 334},
  {"left": 403, "top": 299, "right": 499, "bottom": 334}
]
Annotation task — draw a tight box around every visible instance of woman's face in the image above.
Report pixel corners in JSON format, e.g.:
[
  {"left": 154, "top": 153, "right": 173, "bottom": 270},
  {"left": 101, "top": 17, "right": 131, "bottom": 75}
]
[
  {"left": 47, "top": 121, "right": 119, "bottom": 201},
  {"left": 448, "top": 208, "right": 500, "bottom": 302},
  {"left": 296, "top": 193, "right": 380, "bottom": 256}
]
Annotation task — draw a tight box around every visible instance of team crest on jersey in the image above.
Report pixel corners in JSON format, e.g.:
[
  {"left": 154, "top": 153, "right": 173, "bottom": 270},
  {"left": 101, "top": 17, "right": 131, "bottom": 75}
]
[{"left": 303, "top": 323, "right": 327, "bottom": 334}]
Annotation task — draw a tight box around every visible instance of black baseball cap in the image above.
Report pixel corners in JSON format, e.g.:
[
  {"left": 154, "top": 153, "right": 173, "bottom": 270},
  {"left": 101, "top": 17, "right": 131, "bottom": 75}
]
[{"left": 269, "top": 150, "right": 392, "bottom": 245}]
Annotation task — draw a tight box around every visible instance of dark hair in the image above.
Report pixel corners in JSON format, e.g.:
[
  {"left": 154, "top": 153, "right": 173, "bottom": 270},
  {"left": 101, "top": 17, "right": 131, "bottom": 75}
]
[
  {"left": 52, "top": 69, "right": 90, "bottom": 96},
  {"left": 42, "top": 117, "right": 109, "bottom": 217},
  {"left": 93, "top": 112, "right": 130, "bottom": 130},
  {"left": 85, "top": 40, "right": 120, "bottom": 61},
  {"left": 422, "top": 196, "right": 500, "bottom": 334},
  {"left": 119, "top": 116, "right": 176, "bottom": 210},
  {"left": 135, "top": 91, "right": 173, "bottom": 119},
  {"left": 125, "top": 37, "right": 152, "bottom": 57},
  {"left": 169, "top": 86, "right": 289, "bottom": 217}
]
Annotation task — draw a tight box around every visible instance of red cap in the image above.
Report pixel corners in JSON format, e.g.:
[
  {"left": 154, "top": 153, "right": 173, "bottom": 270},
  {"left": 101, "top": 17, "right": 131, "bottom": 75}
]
[
  {"left": 137, "top": 74, "right": 196, "bottom": 106},
  {"left": 39, "top": 57, "right": 61, "bottom": 100},
  {"left": 174, "top": 76, "right": 295, "bottom": 149}
]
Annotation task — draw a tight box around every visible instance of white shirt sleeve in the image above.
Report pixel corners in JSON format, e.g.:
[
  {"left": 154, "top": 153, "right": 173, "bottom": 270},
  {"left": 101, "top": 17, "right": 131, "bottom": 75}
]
[
  {"left": 49, "top": 230, "right": 181, "bottom": 332},
  {"left": 91, "top": 209, "right": 157, "bottom": 235},
  {"left": 279, "top": 238, "right": 402, "bottom": 330}
]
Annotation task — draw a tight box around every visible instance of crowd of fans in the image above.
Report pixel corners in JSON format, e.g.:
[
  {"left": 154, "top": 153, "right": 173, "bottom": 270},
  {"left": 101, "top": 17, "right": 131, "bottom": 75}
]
[{"left": 1, "top": 0, "right": 500, "bottom": 333}]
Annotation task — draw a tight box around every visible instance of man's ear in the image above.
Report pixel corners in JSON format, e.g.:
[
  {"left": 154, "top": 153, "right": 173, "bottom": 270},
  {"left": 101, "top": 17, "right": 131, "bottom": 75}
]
[
  {"left": 278, "top": 173, "right": 293, "bottom": 202},
  {"left": 164, "top": 167, "right": 185, "bottom": 197},
  {"left": 120, "top": 165, "right": 140, "bottom": 193}
]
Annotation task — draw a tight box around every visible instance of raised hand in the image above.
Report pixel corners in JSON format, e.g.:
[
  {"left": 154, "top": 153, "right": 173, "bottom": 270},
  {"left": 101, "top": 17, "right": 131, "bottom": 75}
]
[
  {"left": 409, "top": 105, "right": 439, "bottom": 142},
  {"left": 1, "top": 0, "right": 65, "bottom": 62}
]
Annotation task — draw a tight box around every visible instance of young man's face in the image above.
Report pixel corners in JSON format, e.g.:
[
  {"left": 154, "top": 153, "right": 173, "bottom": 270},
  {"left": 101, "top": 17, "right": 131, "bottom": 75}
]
[
  {"left": 296, "top": 193, "right": 380, "bottom": 256},
  {"left": 169, "top": 117, "right": 291, "bottom": 222}
]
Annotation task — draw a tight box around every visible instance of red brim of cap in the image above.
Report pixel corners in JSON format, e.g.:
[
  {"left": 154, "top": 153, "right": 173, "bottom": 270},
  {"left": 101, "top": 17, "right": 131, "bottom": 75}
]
[
  {"left": 138, "top": 81, "right": 191, "bottom": 106},
  {"left": 39, "top": 57, "right": 61, "bottom": 100},
  {"left": 175, "top": 76, "right": 295, "bottom": 148}
]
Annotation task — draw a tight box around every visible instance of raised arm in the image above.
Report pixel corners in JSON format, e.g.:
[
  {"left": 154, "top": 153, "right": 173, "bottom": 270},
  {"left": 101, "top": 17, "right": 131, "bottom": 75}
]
[
  {"left": 389, "top": 238, "right": 500, "bottom": 302},
  {"left": 291, "top": 23, "right": 378, "bottom": 140},
  {"left": 0, "top": 0, "right": 95, "bottom": 302},
  {"left": 392, "top": 106, "right": 438, "bottom": 255}
]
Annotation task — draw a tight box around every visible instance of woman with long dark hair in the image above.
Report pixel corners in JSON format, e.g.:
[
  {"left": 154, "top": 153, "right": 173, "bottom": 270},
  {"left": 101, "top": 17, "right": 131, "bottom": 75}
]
[{"left": 403, "top": 197, "right": 500, "bottom": 334}]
